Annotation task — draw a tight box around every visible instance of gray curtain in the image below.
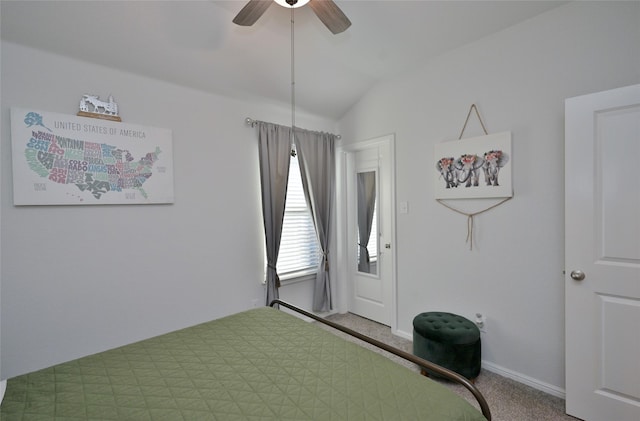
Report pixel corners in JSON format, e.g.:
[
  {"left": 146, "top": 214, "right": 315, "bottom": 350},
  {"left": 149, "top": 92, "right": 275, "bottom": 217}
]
[
  {"left": 357, "top": 172, "right": 376, "bottom": 273},
  {"left": 257, "top": 122, "right": 292, "bottom": 306},
  {"left": 294, "top": 129, "right": 336, "bottom": 312}
]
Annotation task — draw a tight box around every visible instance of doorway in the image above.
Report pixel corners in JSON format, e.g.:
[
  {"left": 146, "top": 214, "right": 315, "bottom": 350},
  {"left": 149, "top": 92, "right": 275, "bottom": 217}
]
[{"left": 338, "top": 135, "right": 396, "bottom": 327}]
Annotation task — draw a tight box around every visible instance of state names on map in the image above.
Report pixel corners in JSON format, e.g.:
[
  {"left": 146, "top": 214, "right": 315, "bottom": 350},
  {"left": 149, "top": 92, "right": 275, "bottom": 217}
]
[{"left": 11, "top": 108, "right": 174, "bottom": 205}]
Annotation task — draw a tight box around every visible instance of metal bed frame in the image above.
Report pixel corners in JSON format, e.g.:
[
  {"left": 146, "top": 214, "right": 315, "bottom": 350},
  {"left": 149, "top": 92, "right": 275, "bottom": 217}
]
[{"left": 271, "top": 299, "right": 492, "bottom": 420}]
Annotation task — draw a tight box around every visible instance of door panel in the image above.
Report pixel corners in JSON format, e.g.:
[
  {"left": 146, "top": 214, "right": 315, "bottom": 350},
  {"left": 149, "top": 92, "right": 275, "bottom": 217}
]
[
  {"left": 600, "top": 296, "right": 640, "bottom": 398},
  {"left": 598, "top": 106, "right": 640, "bottom": 261},
  {"left": 565, "top": 84, "right": 640, "bottom": 421}
]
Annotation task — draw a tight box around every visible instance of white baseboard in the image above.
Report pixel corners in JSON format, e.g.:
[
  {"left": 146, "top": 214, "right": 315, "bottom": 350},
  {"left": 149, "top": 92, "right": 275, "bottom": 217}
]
[
  {"left": 481, "top": 361, "right": 566, "bottom": 399},
  {"left": 0, "top": 380, "right": 6, "bottom": 405},
  {"left": 393, "top": 328, "right": 566, "bottom": 399},
  {"left": 394, "top": 328, "right": 412, "bottom": 341}
]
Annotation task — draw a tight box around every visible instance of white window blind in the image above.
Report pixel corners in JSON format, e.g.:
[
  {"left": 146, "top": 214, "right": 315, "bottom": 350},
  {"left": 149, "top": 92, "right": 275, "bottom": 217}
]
[
  {"left": 277, "top": 154, "right": 320, "bottom": 278},
  {"left": 368, "top": 203, "right": 378, "bottom": 261}
]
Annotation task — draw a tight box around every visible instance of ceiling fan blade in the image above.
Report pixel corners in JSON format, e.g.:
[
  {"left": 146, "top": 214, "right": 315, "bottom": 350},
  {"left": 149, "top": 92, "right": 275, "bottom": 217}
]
[
  {"left": 232, "top": 0, "right": 273, "bottom": 27},
  {"left": 309, "top": 0, "right": 351, "bottom": 34}
]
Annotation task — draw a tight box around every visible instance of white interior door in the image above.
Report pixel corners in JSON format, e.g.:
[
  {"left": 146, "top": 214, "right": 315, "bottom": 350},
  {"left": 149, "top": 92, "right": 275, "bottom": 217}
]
[
  {"left": 343, "top": 136, "right": 395, "bottom": 326},
  {"left": 565, "top": 84, "right": 640, "bottom": 421}
]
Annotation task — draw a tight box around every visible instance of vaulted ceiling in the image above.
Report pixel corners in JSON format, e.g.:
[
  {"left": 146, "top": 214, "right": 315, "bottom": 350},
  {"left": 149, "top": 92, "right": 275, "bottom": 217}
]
[{"left": 1, "top": 1, "right": 565, "bottom": 119}]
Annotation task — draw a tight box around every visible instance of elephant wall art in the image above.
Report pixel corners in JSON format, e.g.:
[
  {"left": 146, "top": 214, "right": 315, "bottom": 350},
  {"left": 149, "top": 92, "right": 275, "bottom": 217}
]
[{"left": 433, "top": 132, "right": 513, "bottom": 199}]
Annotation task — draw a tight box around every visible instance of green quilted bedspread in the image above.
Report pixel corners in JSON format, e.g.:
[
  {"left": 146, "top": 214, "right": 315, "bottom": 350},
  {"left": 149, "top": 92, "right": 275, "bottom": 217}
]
[{"left": 1, "top": 307, "right": 486, "bottom": 420}]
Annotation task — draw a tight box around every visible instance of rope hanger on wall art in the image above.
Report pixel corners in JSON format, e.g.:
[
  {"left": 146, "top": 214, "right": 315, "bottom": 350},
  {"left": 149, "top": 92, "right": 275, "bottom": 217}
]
[{"left": 434, "top": 104, "right": 513, "bottom": 250}]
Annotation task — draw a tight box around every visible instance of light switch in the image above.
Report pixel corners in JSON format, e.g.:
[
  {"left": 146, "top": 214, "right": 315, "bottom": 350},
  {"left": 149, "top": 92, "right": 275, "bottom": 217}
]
[{"left": 399, "top": 201, "right": 408, "bottom": 214}]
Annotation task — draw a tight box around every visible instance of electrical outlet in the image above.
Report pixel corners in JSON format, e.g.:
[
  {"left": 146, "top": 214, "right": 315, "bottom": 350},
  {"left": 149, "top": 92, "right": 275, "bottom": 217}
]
[
  {"left": 251, "top": 299, "right": 259, "bottom": 308},
  {"left": 475, "top": 313, "right": 487, "bottom": 333}
]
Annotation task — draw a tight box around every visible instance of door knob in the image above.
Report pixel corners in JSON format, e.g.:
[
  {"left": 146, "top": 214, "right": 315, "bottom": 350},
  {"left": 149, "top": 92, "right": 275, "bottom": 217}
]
[{"left": 570, "top": 270, "right": 585, "bottom": 281}]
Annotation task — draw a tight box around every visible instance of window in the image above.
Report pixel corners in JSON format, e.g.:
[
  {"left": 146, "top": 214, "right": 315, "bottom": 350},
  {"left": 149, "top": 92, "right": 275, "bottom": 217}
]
[
  {"left": 357, "top": 201, "right": 378, "bottom": 265},
  {"left": 277, "top": 154, "right": 320, "bottom": 279},
  {"left": 367, "top": 203, "right": 378, "bottom": 262}
]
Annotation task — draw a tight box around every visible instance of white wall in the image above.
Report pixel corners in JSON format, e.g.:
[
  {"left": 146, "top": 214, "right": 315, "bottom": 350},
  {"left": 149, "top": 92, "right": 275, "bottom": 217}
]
[
  {"left": 0, "top": 41, "right": 336, "bottom": 379},
  {"left": 337, "top": 1, "right": 640, "bottom": 394},
  {"left": 0, "top": 31, "right": 4, "bottom": 400}
]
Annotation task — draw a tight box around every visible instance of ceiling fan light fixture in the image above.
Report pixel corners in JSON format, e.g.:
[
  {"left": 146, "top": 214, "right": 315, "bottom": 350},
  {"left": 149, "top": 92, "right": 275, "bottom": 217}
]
[{"left": 274, "top": 0, "right": 310, "bottom": 8}]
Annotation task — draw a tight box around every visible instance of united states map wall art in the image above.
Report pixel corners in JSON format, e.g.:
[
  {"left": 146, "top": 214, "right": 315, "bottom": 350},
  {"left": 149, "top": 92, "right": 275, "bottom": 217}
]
[{"left": 11, "top": 108, "right": 174, "bottom": 205}]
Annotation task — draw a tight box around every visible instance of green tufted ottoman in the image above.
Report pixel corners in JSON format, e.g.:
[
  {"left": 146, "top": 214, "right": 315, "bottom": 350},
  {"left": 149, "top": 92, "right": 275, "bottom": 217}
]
[{"left": 413, "top": 312, "right": 481, "bottom": 381}]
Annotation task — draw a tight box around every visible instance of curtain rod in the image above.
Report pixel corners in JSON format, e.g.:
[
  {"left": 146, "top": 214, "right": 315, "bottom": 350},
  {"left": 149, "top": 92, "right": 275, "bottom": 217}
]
[{"left": 244, "top": 117, "right": 341, "bottom": 140}]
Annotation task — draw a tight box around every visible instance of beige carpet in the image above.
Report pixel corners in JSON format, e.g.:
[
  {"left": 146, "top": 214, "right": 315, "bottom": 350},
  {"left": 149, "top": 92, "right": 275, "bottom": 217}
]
[{"left": 320, "top": 312, "right": 580, "bottom": 421}]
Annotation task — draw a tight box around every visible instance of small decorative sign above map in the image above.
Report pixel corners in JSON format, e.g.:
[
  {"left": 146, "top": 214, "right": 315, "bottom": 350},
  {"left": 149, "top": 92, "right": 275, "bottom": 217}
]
[
  {"left": 77, "top": 94, "right": 121, "bottom": 122},
  {"left": 11, "top": 107, "right": 174, "bottom": 205}
]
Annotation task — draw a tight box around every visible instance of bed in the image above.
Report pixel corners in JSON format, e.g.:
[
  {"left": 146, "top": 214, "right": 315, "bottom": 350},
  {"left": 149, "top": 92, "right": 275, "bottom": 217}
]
[{"left": 1, "top": 300, "right": 491, "bottom": 420}]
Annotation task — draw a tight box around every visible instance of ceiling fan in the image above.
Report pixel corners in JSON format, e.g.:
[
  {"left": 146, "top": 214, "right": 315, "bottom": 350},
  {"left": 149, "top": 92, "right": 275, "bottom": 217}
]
[{"left": 233, "top": 0, "right": 351, "bottom": 34}]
